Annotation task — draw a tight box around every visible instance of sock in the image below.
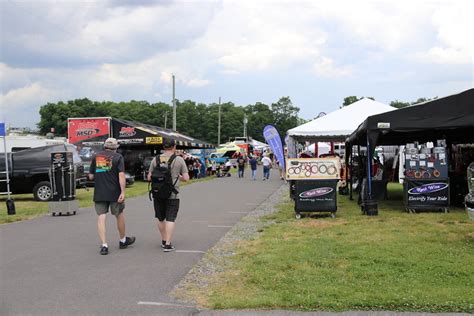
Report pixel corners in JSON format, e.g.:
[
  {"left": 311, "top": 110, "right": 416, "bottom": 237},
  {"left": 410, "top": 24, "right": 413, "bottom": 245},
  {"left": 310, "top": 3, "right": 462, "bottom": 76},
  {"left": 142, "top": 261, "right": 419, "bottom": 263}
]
[
  {"left": 120, "top": 237, "right": 126, "bottom": 243},
  {"left": 102, "top": 243, "right": 108, "bottom": 248}
]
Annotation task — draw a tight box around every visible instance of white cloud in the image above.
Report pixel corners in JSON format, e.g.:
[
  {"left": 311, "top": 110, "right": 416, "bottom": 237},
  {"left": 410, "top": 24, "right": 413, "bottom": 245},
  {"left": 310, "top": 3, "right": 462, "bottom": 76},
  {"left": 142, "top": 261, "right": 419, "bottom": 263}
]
[
  {"left": 415, "top": 1, "right": 473, "bottom": 64},
  {"left": 1, "top": 0, "right": 472, "bottom": 128},
  {"left": 197, "top": 1, "right": 327, "bottom": 73},
  {"left": 0, "top": 83, "right": 61, "bottom": 126},
  {"left": 312, "top": 57, "right": 353, "bottom": 78},
  {"left": 186, "top": 78, "right": 211, "bottom": 87}
]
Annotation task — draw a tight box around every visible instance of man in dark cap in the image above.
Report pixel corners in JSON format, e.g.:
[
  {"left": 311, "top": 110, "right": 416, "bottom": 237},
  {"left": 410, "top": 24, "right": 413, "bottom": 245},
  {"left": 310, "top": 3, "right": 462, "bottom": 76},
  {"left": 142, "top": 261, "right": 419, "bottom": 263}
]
[
  {"left": 89, "top": 138, "right": 135, "bottom": 255},
  {"left": 148, "top": 138, "right": 189, "bottom": 252}
]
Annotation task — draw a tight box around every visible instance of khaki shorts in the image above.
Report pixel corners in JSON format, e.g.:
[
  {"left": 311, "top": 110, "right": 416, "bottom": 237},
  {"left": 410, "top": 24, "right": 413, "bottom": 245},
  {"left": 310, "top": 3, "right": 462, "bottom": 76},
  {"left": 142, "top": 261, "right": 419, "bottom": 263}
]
[{"left": 95, "top": 202, "right": 125, "bottom": 216}]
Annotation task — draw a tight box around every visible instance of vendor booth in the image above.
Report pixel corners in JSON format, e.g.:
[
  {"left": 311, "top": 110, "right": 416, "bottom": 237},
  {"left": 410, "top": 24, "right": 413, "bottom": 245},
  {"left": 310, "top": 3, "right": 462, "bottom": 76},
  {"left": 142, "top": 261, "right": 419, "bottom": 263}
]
[
  {"left": 286, "top": 98, "right": 396, "bottom": 217},
  {"left": 287, "top": 157, "right": 341, "bottom": 218},
  {"left": 68, "top": 117, "right": 213, "bottom": 149},
  {"left": 345, "top": 88, "right": 474, "bottom": 213},
  {"left": 68, "top": 117, "right": 214, "bottom": 177}
]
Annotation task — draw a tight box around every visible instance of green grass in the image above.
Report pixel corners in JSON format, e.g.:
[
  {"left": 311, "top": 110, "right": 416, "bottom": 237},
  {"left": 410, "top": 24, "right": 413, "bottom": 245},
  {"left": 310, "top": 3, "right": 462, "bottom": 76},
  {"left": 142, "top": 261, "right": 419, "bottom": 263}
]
[
  {"left": 0, "top": 176, "right": 215, "bottom": 224},
  {"left": 206, "top": 183, "right": 474, "bottom": 313}
]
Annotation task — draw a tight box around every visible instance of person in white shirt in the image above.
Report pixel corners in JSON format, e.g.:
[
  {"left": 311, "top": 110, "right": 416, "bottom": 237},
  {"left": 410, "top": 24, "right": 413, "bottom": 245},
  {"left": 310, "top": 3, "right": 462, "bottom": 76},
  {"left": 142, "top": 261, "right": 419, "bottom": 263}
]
[{"left": 261, "top": 154, "right": 272, "bottom": 180}]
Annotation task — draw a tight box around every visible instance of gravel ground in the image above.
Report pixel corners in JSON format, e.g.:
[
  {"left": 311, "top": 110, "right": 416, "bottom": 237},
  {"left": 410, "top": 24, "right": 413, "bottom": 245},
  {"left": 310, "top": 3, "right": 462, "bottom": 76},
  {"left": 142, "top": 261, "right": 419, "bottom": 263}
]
[{"left": 171, "top": 182, "right": 289, "bottom": 307}]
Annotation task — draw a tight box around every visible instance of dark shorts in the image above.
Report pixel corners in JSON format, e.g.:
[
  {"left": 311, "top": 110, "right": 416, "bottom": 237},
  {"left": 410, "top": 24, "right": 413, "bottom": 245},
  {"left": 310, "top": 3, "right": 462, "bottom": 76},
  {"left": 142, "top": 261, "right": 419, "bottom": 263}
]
[
  {"left": 95, "top": 201, "right": 125, "bottom": 216},
  {"left": 153, "top": 198, "right": 180, "bottom": 222}
]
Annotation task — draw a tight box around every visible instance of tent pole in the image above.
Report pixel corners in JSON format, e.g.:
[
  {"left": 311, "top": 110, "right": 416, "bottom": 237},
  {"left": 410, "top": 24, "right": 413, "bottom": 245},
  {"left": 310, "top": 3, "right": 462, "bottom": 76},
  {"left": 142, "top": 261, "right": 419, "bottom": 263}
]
[
  {"left": 366, "top": 135, "right": 372, "bottom": 200},
  {"left": 315, "top": 142, "right": 318, "bottom": 158},
  {"left": 349, "top": 145, "right": 353, "bottom": 200}
]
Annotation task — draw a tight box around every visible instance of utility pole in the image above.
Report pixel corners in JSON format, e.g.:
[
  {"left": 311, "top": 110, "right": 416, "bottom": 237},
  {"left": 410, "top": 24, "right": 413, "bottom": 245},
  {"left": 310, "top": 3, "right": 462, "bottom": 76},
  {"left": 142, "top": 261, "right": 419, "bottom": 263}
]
[
  {"left": 172, "top": 74, "right": 176, "bottom": 131},
  {"left": 164, "top": 112, "right": 168, "bottom": 129},
  {"left": 243, "top": 115, "right": 248, "bottom": 139},
  {"left": 217, "top": 97, "right": 221, "bottom": 145}
]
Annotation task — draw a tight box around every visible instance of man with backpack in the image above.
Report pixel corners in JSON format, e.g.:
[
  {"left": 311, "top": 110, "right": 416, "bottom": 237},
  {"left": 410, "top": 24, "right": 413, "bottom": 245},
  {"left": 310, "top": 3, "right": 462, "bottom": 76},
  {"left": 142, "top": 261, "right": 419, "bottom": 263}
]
[{"left": 147, "top": 139, "right": 189, "bottom": 252}]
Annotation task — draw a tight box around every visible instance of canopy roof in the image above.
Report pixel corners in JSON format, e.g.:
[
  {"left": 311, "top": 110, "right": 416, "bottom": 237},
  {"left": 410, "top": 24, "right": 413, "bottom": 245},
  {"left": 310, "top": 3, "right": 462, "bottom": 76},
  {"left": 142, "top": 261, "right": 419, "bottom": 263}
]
[
  {"left": 251, "top": 139, "right": 269, "bottom": 150},
  {"left": 287, "top": 98, "right": 395, "bottom": 142},
  {"left": 112, "top": 118, "right": 214, "bottom": 149},
  {"left": 346, "top": 88, "right": 474, "bottom": 148}
]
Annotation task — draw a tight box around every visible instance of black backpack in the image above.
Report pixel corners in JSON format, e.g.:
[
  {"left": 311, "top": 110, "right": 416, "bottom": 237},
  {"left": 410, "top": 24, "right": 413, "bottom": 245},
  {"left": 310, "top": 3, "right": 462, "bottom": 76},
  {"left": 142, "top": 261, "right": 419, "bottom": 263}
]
[{"left": 149, "top": 154, "right": 179, "bottom": 201}]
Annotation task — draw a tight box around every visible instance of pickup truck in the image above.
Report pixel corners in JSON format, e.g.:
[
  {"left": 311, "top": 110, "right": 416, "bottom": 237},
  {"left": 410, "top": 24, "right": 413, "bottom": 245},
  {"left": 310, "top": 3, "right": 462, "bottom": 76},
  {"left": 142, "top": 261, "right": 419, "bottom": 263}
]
[{"left": 0, "top": 144, "right": 87, "bottom": 201}]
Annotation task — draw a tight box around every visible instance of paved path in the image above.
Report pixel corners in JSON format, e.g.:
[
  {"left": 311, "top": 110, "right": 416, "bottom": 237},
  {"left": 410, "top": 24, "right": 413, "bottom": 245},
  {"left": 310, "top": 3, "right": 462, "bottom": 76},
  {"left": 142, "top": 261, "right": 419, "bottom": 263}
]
[{"left": 1, "top": 170, "right": 283, "bottom": 315}]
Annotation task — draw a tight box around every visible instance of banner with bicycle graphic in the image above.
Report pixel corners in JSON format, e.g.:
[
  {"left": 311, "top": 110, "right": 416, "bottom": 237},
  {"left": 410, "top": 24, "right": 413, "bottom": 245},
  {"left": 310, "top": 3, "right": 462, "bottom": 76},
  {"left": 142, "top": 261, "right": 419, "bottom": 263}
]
[{"left": 286, "top": 157, "right": 341, "bottom": 180}]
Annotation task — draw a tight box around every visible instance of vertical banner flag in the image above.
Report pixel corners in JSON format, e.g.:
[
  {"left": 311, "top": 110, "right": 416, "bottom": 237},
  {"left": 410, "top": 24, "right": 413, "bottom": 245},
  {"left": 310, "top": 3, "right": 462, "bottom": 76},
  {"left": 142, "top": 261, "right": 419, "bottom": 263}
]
[
  {"left": 0, "top": 122, "right": 5, "bottom": 137},
  {"left": 263, "top": 125, "right": 285, "bottom": 169}
]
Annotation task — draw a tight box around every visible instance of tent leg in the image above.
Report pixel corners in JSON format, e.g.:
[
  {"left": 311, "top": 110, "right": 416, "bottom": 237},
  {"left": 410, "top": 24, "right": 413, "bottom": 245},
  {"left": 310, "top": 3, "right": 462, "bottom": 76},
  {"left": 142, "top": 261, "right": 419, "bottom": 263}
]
[
  {"left": 349, "top": 153, "right": 353, "bottom": 200},
  {"left": 366, "top": 136, "right": 372, "bottom": 200}
]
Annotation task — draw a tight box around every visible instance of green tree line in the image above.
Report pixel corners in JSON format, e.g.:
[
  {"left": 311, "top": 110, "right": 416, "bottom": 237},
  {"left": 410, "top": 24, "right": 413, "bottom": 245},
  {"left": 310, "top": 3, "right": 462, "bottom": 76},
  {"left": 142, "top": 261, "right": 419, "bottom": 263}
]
[
  {"left": 342, "top": 96, "right": 436, "bottom": 108},
  {"left": 38, "top": 97, "right": 301, "bottom": 144}
]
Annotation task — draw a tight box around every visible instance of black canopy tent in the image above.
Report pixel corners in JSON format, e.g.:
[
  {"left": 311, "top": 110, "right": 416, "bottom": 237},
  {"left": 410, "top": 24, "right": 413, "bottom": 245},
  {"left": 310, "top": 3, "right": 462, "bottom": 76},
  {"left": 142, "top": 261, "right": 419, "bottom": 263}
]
[
  {"left": 112, "top": 118, "right": 214, "bottom": 149},
  {"left": 345, "top": 88, "right": 474, "bottom": 201}
]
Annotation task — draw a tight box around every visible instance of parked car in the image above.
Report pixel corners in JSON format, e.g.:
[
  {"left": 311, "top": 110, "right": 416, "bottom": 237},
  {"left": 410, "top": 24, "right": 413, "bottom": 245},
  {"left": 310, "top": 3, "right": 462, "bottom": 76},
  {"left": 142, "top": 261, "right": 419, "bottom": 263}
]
[
  {"left": 208, "top": 151, "right": 238, "bottom": 167},
  {"left": 0, "top": 144, "right": 87, "bottom": 201}
]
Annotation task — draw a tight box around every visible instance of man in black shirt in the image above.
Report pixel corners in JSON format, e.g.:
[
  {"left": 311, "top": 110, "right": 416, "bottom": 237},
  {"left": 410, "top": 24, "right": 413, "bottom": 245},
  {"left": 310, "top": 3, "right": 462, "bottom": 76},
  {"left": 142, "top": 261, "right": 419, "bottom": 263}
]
[{"left": 89, "top": 138, "right": 135, "bottom": 255}]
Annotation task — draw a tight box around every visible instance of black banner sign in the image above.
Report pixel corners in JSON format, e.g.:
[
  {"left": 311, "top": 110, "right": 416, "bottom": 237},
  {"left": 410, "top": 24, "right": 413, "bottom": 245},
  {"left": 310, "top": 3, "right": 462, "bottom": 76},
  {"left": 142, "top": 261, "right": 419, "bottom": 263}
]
[
  {"left": 404, "top": 179, "right": 449, "bottom": 207},
  {"left": 295, "top": 180, "right": 338, "bottom": 212}
]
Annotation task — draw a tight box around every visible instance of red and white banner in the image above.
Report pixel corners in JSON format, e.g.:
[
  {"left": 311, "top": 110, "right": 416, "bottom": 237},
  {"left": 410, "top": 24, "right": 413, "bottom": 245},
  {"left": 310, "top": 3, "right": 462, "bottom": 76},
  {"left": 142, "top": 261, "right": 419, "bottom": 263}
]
[{"left": 68, "top": 118, "right": 110, "bottom": 144}]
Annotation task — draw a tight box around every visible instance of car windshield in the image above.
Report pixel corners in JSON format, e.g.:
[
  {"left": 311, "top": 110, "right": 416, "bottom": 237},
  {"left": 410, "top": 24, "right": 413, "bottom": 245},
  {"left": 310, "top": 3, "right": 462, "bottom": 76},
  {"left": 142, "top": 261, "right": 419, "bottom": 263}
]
[{"left": 66, "top": 145, "right": 83, "bottom": 163}]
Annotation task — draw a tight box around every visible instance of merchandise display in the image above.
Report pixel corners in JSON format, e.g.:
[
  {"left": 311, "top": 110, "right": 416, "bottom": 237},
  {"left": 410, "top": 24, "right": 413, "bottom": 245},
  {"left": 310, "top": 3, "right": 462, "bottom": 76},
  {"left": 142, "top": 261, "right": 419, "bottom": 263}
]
[
  {"left": 403, "top": 141, "right": 449, "bottom": 212},
  {"left": 287, "top": 157, "right": 340, "bottom": 218},
  {"left": 404, "top": 144, "right": 447, "bottom": 179},
  {"left": 286, "top": 157, "right": 340, "bottom": 180}
]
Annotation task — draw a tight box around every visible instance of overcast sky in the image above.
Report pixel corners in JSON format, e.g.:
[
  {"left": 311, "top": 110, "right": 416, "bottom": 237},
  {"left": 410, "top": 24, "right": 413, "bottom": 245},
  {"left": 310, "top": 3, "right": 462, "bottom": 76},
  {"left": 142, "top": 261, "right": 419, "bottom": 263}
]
[{"left": 1, "top": 0, "right": 472, "bottom": 128}]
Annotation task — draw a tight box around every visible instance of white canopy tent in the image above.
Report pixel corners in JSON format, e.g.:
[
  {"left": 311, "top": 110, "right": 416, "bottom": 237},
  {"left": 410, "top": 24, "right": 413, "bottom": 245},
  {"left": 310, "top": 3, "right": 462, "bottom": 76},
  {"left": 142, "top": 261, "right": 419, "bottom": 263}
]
[
  {"left": 251, "top": 139, "right": 269, "bottom": 150},
  {"left": 286, "top": 98, "right": 396, "bottom": 157},
  {"left": 288, "top": 98, "right": 396, "bottom": 142},
  {"left": 305, "top": 142, "right": 331, "bottom": 155}
]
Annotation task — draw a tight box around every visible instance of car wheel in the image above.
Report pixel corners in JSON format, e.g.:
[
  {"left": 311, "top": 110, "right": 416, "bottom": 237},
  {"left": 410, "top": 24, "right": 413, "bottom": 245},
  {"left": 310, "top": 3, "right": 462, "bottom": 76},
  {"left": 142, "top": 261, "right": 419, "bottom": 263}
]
[{"left": 33, "top": 181, "right": 53, "bottom": 201}]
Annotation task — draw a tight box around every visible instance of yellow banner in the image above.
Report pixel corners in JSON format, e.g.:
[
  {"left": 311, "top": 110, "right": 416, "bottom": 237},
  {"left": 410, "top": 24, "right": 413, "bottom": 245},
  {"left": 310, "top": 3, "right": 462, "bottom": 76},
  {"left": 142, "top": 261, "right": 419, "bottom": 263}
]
[{"left": 145, "top": 136, "right": 163, "bottom": 144}]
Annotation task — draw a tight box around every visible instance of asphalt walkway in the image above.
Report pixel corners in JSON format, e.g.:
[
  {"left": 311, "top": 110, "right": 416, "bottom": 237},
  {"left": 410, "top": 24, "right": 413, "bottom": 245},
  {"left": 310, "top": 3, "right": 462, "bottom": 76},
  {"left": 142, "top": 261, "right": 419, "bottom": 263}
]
[{"left": 1, "top": 170, "right": 283, "bottom": 315}]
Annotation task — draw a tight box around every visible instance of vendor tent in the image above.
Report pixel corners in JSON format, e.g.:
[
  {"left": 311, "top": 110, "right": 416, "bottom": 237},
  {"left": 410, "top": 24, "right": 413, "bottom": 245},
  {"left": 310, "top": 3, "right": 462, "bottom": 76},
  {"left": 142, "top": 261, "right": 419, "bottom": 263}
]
[
  {"left": 305, "top": 142, "right": 331, "bottom": 156},
  {"left": 345, "top": 88, "right": 474, "bottom": 202},
  {"left": 251, "top": 139, "right": 269, "bottom": 150},
  {"left": 287, "top": 98, "right": 396, "bottom": 143},
  {"left": 112, "top": 118, "right": 213, "bottom": 149},
  {"left": 346, "top": 88, "right": 474, "bottom": 149}
]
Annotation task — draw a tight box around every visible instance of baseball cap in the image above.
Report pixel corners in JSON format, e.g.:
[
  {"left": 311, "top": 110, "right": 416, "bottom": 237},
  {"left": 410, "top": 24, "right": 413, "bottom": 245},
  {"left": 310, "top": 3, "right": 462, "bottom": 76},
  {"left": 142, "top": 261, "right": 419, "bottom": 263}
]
[
  {"left": 104, "top": 137, "right": 119, "bottom": 149},
  {"left": 163, "top": 138, "right": 176, "bottom": 149}
]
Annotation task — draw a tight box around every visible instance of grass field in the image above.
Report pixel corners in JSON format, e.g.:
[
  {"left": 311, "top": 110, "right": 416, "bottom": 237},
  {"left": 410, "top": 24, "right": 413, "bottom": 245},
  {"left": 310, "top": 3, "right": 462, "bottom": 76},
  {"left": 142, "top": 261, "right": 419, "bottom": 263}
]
[
  {"left": 0, "top": 176, "right": 215, "bottom": 224},
  {"left": 203, "top": 183, "right": 474, "bottom": 313}
]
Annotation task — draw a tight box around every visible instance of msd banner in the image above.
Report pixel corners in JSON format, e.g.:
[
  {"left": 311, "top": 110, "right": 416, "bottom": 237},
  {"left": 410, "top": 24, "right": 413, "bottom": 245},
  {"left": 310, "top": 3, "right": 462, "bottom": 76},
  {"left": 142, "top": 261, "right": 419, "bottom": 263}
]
[{"left": 68, "top": 118, "right": 110, "bottom": 144}]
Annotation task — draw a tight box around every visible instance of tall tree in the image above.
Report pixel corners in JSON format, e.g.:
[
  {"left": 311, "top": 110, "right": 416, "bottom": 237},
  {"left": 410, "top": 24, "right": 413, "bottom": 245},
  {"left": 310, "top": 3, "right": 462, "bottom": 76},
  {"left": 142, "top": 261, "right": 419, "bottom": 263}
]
[
  {"left": 390, "top": 97, "right": 436, "bottom": 109},
  {"left": 271, "top": 97, "right": 300, "bottom": 140},
  {"left": 341, "top": 96, "right": 375, "bottom": 107}
]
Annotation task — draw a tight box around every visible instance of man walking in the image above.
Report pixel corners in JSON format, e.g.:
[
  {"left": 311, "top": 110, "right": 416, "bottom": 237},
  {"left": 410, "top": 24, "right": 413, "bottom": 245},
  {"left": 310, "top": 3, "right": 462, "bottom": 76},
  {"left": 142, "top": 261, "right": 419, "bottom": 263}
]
[
  {"left": 89, "top": 138, "right": 135, "bottom": 255},
  {"left": 237, "top": 154, "right": 246, "bottom": 178},
  {"left": 261, "top": 153, "right": 272, "bottom": 180},
  {"left": 148, "top": 139, "right": 189, "bottom": 252},
  {"left": 249, "top": 155, "right": 258, "bottom": 180}
]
